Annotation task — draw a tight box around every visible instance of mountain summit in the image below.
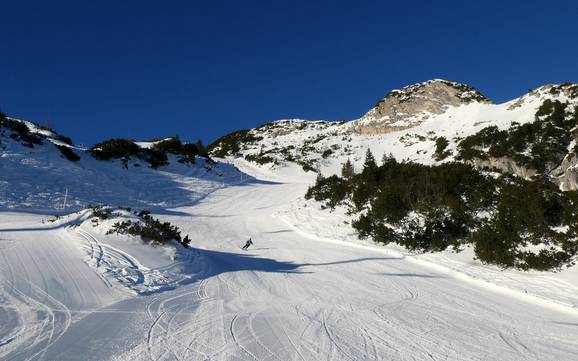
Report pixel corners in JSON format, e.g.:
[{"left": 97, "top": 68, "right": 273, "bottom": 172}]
[{"left": 354, "top": 79, "right": 490, "bottom": 134}]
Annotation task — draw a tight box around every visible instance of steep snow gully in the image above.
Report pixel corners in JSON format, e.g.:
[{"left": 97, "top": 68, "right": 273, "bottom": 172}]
[{"left": 2, "top": 172, "right": 578, "bottom": 360}]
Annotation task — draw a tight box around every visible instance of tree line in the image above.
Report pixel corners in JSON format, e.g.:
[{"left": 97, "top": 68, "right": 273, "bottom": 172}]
[{"left": 306, "top": 149, "right": 578, "bottom": 271}]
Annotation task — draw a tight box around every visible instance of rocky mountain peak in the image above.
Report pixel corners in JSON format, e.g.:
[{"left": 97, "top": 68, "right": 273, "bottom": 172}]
[
  {"left": 384, "top": 79, "right": 489, "bottom": 103},
  {"left": 353, "top": 79, "right": 490, "bottom": 134},
  {"left": 533, "top": 82, "right": 578, "bottom": 99}
]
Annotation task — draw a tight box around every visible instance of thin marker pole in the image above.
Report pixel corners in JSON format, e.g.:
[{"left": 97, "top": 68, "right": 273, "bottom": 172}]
[{"left": 63, "top": 187, "right": 68, "bottom": 210}]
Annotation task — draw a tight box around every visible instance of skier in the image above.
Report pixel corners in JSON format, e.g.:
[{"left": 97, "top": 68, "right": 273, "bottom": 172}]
[{"left": 241, "top": 238, "right": 253, "bottom": 251}]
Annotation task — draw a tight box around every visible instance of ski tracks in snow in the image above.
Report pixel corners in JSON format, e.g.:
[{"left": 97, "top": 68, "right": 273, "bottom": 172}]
[
  {"left": 5, "top": 180, "right": 578, "bottom": 360},
  {"left": 0, "top": 264, "right": 72, "bottom": 361},
  {"left": 144, "top": 277, "right": 211, "bottom": 361},
  {"left": 76, "top": 228, "right": 146, "bottom": 290}
]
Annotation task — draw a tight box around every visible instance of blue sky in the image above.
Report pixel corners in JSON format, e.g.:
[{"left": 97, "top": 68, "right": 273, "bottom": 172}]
[{"left": 1, "top": 0, "right": 577, "bottom": 146}]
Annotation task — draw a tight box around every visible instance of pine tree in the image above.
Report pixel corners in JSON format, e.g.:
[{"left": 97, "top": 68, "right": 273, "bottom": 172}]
[
  {"left": 381, "top": 152, "right": 395, "bottom": 166},
  {"left": 195, "top": 139, "right": 207, "bottom": 156},
  {"left": 352, "top": 149, "right": 378, "bottom": 210},
  {"left": 181, "top": 235, "right": 191, "bottom": 248},
  {"left": 363, "top": 149, "right": 377, "bottom": 173},
  {"left": 434, "top": 137, "right": 450, "bottom": 161},
  {"left": 341, "top": 159, "right": 355, "bottom": 179}
]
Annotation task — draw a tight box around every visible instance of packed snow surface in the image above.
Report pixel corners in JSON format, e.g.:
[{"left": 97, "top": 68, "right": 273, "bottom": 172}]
[{"left": 2, "top": 159, "right": 578, "bottom": 361}]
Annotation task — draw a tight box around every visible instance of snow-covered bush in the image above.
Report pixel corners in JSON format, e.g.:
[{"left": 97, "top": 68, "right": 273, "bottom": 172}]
[
  {"left": 208, "top": 129, "right": 263, "bottom": 158},
  {"left": 106, "top": 209, "right": 191, "bottom": 248},
  {"left": 91, "top": 137, "right": 206, "bottom": 168},
  {"left": 92, "top": 205, "right": 114, "bottom": 219},
  {"left": 90, "top": 139, "right": 140, "bottom": 160},
  {"left": 55, "top": 144, "right": 80, "bottom": 161},
  {"left": 151, "top": 137, "right": 183, "bottom": 154},
  {"left": 0, "top": 115, "right": 42, "bottom": 146},
  {"left": 245, "top": 153, "right": 276, "bottom": 165}
]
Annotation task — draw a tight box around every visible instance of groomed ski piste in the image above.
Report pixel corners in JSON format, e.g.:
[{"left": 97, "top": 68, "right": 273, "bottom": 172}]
[{"left": 3, "top": 157, "right": 578, "bottom": 361}]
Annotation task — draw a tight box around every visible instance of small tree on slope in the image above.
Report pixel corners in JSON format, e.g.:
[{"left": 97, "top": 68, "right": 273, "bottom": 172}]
[{"left": 341, "top": 159, "right": 355, "bottom": 180}]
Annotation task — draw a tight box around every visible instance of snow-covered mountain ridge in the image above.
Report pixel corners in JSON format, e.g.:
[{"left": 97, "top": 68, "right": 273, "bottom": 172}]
[
  {"left": 0, "top": 113, "right": 245, "bottom": 211},
  {"left": 209, "top": 80, "right": 578, "bottom": 189}
]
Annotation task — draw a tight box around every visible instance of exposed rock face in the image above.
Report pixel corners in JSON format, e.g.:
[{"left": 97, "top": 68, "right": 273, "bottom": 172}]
[
  {"left": 352, "top": 79, "right": 490, "bottom": 134},
  {"left": 470, "top": 157, "right": 537, "bottom": 179},
  {"left": 471, "top": 153, "right": 578, "bottom": 191},
  {"left": 554, "top": 154, "right": 578, "bottom": 191}
]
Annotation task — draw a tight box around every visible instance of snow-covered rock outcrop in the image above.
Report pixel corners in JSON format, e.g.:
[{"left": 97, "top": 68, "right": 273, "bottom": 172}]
[{"left": 352, "top": 79, "right": 490, "bottom": 134}]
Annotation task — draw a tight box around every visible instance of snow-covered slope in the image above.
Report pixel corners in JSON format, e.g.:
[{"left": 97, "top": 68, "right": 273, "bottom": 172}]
[
  {"left": 0, "top": 117, "right": 245, "bottom": 211},
  {"left": 3, "top": 81, "right": 578, "bottom": 360},
  {"left": 3, "top": 163, "right": 578, "bottom": 361}
]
